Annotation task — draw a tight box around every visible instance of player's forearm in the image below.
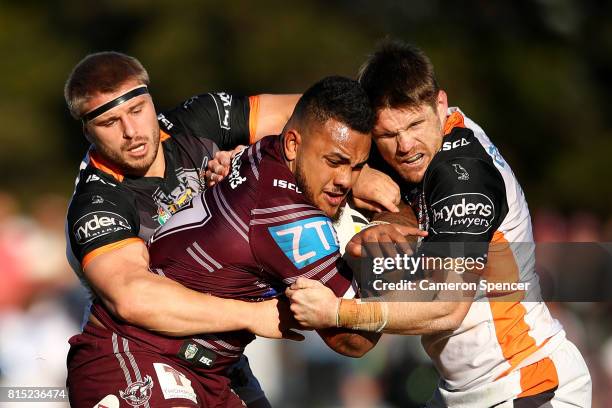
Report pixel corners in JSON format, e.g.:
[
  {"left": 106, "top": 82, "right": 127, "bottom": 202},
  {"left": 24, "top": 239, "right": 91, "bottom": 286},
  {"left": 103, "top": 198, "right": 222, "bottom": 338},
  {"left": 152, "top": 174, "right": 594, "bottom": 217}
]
[
  {"left": 337, "top": 299, "right": 466, "bottom": 335},
  {"left": 111, "top": 273, "right": 255, "bottom": 336}
]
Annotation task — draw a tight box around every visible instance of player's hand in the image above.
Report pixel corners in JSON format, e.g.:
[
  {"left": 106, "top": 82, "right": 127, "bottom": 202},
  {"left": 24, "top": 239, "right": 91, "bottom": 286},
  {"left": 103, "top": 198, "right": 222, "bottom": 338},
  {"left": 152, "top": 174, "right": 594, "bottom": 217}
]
[
  {"left": 248, "top": 298, "right": 305, "bottom": 341},
  {"left": 205, "top": 145, "right": 247, "bottom": 187},
  {"left": 346, "top": 224, "right": 428, "bottom": 258},
  {"left": 285, "top": 278, "right": 339, "bottom": 329},
  {"left": 352, "top": 165, "right": 401, "bottom": 213}
]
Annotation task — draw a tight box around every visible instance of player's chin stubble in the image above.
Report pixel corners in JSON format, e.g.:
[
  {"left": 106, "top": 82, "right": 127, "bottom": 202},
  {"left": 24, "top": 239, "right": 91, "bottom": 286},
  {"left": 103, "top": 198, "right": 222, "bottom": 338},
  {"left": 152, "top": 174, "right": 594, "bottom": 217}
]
[{"left": 294, "top": 160, "right": 342, "bottom": 222}]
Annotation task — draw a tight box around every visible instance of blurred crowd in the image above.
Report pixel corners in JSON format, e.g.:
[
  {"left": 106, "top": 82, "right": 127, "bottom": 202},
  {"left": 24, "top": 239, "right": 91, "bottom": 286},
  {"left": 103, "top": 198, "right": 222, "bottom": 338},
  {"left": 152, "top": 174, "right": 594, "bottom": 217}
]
[{"left": 0, "top": 191, "right": 610, "bottom": 407}]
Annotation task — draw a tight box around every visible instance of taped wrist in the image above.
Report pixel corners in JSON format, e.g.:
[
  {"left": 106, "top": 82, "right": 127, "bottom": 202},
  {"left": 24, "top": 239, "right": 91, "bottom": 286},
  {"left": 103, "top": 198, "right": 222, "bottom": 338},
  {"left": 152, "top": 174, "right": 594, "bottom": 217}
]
[{"left": 337, "top": 299, "right": 388, "bottom": 332}]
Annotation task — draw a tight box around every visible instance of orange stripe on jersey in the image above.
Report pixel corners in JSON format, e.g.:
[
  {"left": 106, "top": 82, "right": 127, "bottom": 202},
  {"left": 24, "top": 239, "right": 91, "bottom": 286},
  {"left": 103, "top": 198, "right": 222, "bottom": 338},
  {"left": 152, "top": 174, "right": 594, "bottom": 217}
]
[
  {"left": 248, "top": 95, "right": 260, "bottom": 144},
  {"left": 443, "top": 110, "right": 466, "bottom": 135},
  {"left": 160, "top": 129, "right": 171, "bottom": 142},
  {"left": 89, "top": 150, "right": 124, "bottom": 182},
  {"left": 518, "top": 357, "right": 559, "bottom": 398},
  {"left": 488, "top": 231, "right": 540, "bottom": 378},
  {"left": 485, "top": 231, "right": 525, "bottom": 301},
  {"left": 82, "top": 237, "right": 142, "bottom": 269}
]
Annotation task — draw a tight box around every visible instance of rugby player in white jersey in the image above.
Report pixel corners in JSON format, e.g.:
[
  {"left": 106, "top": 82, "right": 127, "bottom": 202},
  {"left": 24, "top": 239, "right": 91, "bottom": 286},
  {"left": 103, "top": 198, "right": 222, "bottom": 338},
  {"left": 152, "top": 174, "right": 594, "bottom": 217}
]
[{"left": 286, "top": 40, "right": 592, "bottom": 408}]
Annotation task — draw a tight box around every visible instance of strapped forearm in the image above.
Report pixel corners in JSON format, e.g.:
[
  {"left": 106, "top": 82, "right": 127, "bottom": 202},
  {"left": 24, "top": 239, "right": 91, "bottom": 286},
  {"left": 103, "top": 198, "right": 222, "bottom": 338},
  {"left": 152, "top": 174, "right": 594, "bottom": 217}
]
[
  {"left": 336, "top": 299, "right": 468, "bottom": 335},
  {"left": 337, "top": 298, "right": 389, "bottom": 332}
]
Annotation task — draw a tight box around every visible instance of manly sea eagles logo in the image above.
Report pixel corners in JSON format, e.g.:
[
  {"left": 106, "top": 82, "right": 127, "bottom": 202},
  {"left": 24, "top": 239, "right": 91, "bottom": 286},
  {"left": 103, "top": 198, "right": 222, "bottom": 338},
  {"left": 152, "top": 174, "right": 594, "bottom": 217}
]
[{"left": 119, "top": 375, "right": 154, "bottom": 407}]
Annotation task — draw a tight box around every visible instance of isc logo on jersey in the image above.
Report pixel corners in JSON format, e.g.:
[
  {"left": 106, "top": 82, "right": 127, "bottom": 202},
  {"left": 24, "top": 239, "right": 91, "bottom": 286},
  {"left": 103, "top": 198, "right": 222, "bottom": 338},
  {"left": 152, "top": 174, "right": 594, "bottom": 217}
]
[
  {"left": 269, "top": 217, "right": 339, "bottom": 269},
  {"left": 430, "top": 193, "right": 494, "bottom": 234},
  {"left": 73, "top": 211, "right": 131, "bottom": 244},
  {"left": 441, "top": 137, "right": 470, "bottom": 151}
]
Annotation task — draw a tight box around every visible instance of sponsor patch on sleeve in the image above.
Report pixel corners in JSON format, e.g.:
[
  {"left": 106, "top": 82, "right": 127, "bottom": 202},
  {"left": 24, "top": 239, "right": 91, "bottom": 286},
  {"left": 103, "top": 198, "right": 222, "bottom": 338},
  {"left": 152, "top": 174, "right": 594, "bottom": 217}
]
[
  {"left": 430, "top": 193, "right": 495, "bottom": 235},
  {"left": 153, "top": 363, "right": 198, "bottom": 404},
  {"left": 268, "top": 216, "right": 339, "bottom": 269},
  {"left": 72, "top": 211, "right": 131, "bottom": 244}
]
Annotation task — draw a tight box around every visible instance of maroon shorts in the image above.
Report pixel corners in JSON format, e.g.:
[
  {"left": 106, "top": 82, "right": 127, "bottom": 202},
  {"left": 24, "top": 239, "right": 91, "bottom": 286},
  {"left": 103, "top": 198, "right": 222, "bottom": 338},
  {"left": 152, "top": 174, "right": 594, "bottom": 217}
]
[{"left": 67, "top": 323, "right": 245, "bottom": 408}]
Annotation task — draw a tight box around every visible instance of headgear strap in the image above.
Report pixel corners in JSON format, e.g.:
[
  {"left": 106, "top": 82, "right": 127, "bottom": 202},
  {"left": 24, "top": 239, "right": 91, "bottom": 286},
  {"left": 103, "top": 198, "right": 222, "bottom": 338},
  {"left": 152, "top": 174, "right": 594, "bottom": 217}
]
[{"left": 81, "top": 86, "right": 149, "bottom": 123}]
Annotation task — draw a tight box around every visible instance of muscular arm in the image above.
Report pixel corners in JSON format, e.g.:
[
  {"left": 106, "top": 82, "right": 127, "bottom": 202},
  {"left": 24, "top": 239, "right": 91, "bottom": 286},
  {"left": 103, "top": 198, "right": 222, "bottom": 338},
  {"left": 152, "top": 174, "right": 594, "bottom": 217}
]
[
  {"left": 84, "top": 240, "right": 296, "bottom": 338},
  {"left": 251, "top": 94, "right": 300, "bottom": 141},
  {"left": 287, "top": 277, "right": 471, "bottom": 336},
  {"left": 341, "top": 300, "right": 471, "bottom": 335}
]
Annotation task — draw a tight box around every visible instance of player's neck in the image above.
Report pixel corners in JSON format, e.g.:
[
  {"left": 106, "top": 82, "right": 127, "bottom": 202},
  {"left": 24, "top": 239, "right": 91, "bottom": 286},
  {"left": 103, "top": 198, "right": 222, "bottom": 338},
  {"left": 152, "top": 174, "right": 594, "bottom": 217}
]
[{"left": 143, "top": 142, "right": 166, "bottom": 178}]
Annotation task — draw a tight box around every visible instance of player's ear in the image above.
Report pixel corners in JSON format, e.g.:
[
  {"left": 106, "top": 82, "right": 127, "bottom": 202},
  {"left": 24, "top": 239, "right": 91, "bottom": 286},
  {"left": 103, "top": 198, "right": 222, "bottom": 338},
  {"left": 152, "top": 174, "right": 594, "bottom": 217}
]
[
  {"left": 435, "top": 90, "right": 448, "bottom": 126},
  {"left": 283, "top": 129, "right": 301, "bottom": 162},
  {"left": 82, "top": 123, "right": 93, "bottom": 143}
]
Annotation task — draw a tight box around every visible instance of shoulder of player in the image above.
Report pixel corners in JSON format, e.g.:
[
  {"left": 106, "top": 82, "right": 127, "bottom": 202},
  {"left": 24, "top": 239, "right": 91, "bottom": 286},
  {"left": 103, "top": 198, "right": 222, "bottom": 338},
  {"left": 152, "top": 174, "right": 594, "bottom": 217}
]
[
  {"left": 69, "top": 167, "right": 135, "bottom": 214},
  {"left": 253, "top": 137, "right": 310, "bottom": 203},
  {"left": 424, "top": 153, "right": 505, "bottom": 198},
  {"left": 73, "top": 165, "right": 122, "bottom": 192},
  {"left": 435, "top": 127, "right": 490, "bottom": 161},
  {"left": 157, "top": 92, "right": 233, "bottom": 131}
]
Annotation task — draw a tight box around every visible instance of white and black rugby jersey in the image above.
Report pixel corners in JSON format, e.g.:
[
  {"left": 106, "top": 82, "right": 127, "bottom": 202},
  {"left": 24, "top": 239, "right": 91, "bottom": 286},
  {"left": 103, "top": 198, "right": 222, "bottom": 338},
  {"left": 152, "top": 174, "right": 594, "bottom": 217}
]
[
  {"left": 371, "top": 107, "right": 563, "bottom": 396},
  {"left": 66, "top": 93, "right": 261, "bottom": 276}
]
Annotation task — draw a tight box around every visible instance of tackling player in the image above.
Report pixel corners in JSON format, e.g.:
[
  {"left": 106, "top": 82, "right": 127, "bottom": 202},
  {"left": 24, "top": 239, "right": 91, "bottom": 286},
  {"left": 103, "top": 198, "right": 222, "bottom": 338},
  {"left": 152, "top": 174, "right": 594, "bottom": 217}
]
[
  {"left": 67, "top": 75, "right": 422, "bottom": 407},
  {"left": 63, "top": 52, "right": 401, "bottom": 407},
  {"left": 63, "top": 51, "right": 303, "bottom": 408},
  {"left": 286, "top": 40, "right": 592, "bottom": 407}
]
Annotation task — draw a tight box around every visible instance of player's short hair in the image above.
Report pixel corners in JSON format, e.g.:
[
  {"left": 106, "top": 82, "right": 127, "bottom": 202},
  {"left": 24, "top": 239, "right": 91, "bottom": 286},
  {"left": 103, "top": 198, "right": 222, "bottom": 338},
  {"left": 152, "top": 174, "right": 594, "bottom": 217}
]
[
  {"left": 358, "top": 39, "right": 439, "bottom": 111},
  {"left": 291, "top": 76, "right": 375, "bottom": 134},
  {"left": 64, "top": 51, "right": 150, "bottom": 119}
]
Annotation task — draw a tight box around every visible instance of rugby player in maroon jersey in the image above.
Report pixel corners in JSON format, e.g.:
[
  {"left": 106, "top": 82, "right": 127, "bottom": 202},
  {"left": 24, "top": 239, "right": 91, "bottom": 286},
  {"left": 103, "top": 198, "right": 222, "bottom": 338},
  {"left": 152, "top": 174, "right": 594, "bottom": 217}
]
[{"left": 67, "top": 72, "right": 421, "bottom": 407}]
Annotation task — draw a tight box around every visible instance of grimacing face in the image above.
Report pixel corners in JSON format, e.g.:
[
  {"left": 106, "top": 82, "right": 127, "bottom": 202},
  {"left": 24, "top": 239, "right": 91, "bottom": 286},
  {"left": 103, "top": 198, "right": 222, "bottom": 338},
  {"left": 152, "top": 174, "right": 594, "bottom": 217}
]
[
  {"left": 82, "top": 80, "right": 162, "bottom": 176},
  {"left": 372, "top": 91, "right": 448, "bottom": 184},
  {"left": 293, "top": 118, "right": 371, "bottom": 220}
]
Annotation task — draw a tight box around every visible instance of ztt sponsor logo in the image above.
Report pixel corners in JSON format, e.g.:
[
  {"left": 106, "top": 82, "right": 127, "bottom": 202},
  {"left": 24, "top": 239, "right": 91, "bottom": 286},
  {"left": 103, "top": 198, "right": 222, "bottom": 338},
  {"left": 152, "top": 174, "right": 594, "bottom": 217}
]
[
  {"left": 73, "top": 211, "right": 131, "bottom": 244},
  {"left": 430, "top": 193, "right": 494, "bottom": 234},
  {"left": 269, "top": 216, "right": 339, "bottom": 268}
]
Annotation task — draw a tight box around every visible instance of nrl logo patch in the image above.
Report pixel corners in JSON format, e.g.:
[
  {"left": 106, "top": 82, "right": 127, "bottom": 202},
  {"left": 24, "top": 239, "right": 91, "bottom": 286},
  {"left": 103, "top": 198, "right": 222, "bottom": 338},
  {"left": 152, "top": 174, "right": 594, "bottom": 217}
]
[
  {"left": 119, "top": 375, "right": 154, "bottom": 407},
  {"left": 184, "top": 343, "right": 198, "bottom": 360}
]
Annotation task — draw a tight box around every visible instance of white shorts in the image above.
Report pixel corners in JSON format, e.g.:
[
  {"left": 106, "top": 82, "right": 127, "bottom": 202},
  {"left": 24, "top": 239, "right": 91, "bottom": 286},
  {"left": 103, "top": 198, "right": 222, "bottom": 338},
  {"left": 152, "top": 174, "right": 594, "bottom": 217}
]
[{"left": 428, "top": 338, "right": 591, "bottom": 407}]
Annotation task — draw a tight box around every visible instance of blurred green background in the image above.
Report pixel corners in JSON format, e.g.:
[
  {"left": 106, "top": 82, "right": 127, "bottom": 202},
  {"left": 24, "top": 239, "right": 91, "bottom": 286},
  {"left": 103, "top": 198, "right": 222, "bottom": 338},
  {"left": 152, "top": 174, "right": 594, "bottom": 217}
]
[{"left": 1, "top": 0, "right": 611, "bottom": 214}]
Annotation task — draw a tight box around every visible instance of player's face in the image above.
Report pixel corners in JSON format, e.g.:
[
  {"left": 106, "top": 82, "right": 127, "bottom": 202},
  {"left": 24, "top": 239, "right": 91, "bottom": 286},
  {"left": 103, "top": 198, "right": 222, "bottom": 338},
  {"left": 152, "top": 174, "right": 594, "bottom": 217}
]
[
  {"left": 295, "top": 119, "right": 370, "bottom": 220},
  {"left": 83, "top": 80, "right": 161, "bottom": 176},
  {"left": 372, "top": 91, "right": 448, "bottom": 184}
]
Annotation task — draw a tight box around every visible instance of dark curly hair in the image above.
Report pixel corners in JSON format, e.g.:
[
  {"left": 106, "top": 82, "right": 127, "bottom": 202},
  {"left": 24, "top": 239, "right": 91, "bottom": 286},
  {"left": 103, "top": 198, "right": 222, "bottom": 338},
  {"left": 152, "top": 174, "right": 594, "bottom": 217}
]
[{"left": 290, "top": 75, "right": 375, "bottom": 134}]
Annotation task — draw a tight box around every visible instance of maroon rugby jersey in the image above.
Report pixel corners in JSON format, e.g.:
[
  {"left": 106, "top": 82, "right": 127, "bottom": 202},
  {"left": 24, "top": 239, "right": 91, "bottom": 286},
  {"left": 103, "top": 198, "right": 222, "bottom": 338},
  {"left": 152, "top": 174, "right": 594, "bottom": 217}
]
[{"left": 88, "top": 135, "right": 354, "bottom": 401}]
